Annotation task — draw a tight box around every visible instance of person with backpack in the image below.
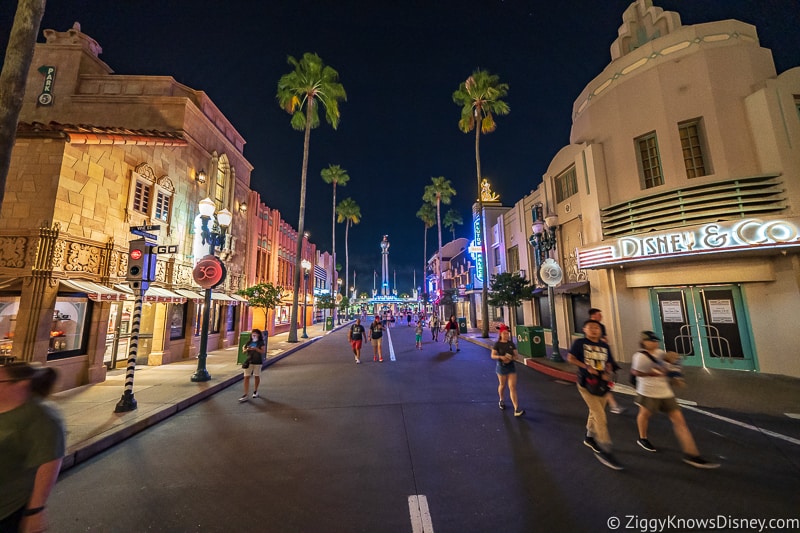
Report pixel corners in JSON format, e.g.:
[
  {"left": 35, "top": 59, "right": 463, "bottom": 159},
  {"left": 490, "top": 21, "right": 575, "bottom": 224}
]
[
  {"left": 240, "top": 329, "right": 266, "bottom": 402},
  {"left": 348, "top": 318, "right": 366, "bottom": 364},
  {"left": 589, "top": 308, "right": 625, "bottom": 415},
  {"left": 631, "top": 331, "right": 720, "bottom": 469}
]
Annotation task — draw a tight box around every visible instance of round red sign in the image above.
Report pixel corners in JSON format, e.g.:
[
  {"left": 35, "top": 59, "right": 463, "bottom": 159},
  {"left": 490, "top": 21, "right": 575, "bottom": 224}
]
[
  {"left": 193, "top": 255, "right": 226, "bottom": 289},
  {"left": 130, "top": 249, "right": 143, "bottom": 260}
]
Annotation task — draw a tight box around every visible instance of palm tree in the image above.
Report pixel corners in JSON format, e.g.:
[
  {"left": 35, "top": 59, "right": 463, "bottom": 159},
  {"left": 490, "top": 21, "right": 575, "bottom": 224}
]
[
  {"left": 422, "top": 177, "right": 456, "bottom": 312},
  {"left": 443, "top": 208, "right": 463, "bottom": 241},
  {"left": 0, "top": 0, "right": 46, "bottom": 214},
  {"left": 416, "top": 202, "right": 436, "bottom": 298},
  {"left": 453, "top": 69, "right": 509, "bottom": 338},
  {"left": 277, "top": 52, "right": 346, "bottom": 342},
  {"left": 321, "top": 163, "right": 350, "bottom": 321},
  {"left": 336, "top": 197, "right": 361, "bottom": 302}
]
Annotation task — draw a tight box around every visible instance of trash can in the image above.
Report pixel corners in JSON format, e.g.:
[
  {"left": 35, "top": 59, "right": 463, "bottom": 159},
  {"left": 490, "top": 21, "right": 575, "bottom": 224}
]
[
  {"left": 529, "top": 326, "right": 545, "bottom": 358},
  {"left": 237, "top": 332, "right": 251, "bottom": 365},
  {"left": 325, "top": 316, "right": 334, "bottom": 331},
  {"left": 516, "top": 326, "right": 533, "bottom": 357},
  {"left": 457, "top": 317, "right": 468, "bottom": 334}
]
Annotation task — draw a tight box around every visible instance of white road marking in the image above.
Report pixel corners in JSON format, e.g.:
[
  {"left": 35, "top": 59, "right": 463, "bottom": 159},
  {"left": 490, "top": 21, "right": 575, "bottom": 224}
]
[
  {"left": 387, "top": 326, "right": 396, "bottom": 361},
  {"left": 681, "top": 405, "right": 800, "bottom": 446},
  {"left": 408, "top": 494, "right": 434, "bottom": 533},
  {"left": 785, "top": 413, "right": 800, "bottom": 420}
]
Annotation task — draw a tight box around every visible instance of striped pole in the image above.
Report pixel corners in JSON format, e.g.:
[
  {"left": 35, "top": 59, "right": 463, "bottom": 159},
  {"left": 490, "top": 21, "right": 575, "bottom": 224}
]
[{"left": 114, "top": 289, "right": 143, "bottom": 412}]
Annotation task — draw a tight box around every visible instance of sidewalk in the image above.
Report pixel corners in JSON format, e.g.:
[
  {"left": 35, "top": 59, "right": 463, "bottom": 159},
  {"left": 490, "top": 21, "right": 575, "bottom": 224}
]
[
  {"left": 52, "top": 320, "right": 351, "bottom": 471},
  {"left": 459, "top": 329, "right": 800, "bottom": 418}
]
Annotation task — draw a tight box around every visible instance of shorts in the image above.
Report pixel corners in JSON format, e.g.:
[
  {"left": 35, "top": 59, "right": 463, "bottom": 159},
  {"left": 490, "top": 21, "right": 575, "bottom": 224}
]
[
  {"left": 371, "top": 337, "right": 381, "bottom": 347},
  {"left": 244, "top": 363, "right": 261, "bottom": 377},
  {"left": 415, "top": 334, "right": 422, "bottom": 343},
  {"left": 496, "top": 362, "right": 516, "bottom": 376},
  {"left": 350, "top": 339, "right": 363, "bottom": 351},
  {"left": 635, "top": 395, "right": 679, "bottom": 413}
]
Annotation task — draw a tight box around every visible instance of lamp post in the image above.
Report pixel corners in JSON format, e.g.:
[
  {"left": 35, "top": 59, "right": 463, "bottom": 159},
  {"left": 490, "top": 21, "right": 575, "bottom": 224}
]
[
  {"left": 301, "top": 258, "right": 311, "bottom": 339},
  {"left": 528, "top": 204, "right": 563, "bottom": 362},
  {"left": 192, "top": 197, "right": 232, "bottom": 382},
  {"left": 337, "top": 278, "right": 343, "bottom": 324}
]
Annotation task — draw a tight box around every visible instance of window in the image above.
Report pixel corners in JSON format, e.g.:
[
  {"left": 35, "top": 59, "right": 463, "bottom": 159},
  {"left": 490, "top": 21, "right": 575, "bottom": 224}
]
[
  {"left": 795, "top": 98, "right": 800, "bottom": 120},
  {"left": 128, "top": 165, "right": 174, "bottom": 224},
  {"left": 154, "top": 190, "right": 172, "bottom": 222},
  {"left": 536, "top": 295, "right": 551, "bottom": 329},
  {"left": 168, "top": 303, "right": 186, "bottom": 340},
  {"left": 214, "top": 162, "right": 226, "bottom": 211},
  {"left": 570, "top": 294, "right": 591, "bottom": 335},
  {"left": 636, "top": 132, "right": 664, "bottom": 189},
  {"left": 48, "top": 296, "right": 91, "bottom": 360},
  {"left": 678, "top": 119, "right": 708, "bottom": 178},
  {"left": 507, "top": 246, "right": 520, "bottom": 274},
  {"left": 493, "top": 247, "right": 501, "bottom": 270},
  {"left": 555, "top": 165, "right": 578, "bottom": 202},
  {"left": 132, "top": 180, "right": 151, "bottom": 214}
]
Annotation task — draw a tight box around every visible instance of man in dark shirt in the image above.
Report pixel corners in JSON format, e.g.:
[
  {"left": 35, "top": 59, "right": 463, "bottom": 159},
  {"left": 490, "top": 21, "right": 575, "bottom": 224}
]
[{"left": 348, "top": 318, "right": 366, "bottom": 364}]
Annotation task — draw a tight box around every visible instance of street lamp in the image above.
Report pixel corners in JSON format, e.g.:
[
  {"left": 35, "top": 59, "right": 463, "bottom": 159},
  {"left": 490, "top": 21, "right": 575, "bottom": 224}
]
[
  {"left": 192, "top": 197, "right": 232, "bottom": 382},
  {"left": 337, "top": 278, "right": 343, "bottom": 324},
  {"left": 528, "top": 204, "right": 563, "bottom": 362},
  {"left": 301, "top": 258, "right": 311, "bottom": 339}
]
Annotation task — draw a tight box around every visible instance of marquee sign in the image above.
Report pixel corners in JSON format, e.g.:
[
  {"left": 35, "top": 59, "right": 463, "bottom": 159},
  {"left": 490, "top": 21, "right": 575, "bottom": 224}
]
[
  {"left": 470, "top": 214, "right": 485, "bottom": 285},
  {"left": 577, "top": 218, "right": 800, "bottom": 269}
]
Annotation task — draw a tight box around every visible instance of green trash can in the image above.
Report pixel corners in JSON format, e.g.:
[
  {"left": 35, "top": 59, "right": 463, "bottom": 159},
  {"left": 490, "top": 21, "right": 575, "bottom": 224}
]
[
  {"left": 516, "top": 326, "right": 533, "bottom": 357},
  {"left": 325, "top": 316, "right": 334, "bottom": 331},
  {"left": 457, "top": 317, "right": 468, "bottom": 334},
  {"left": 237, "top": 332, "right": 251, "bottom": 365},
  {"left": 530, "top": 326, "right": 545, "bottom": 358}
]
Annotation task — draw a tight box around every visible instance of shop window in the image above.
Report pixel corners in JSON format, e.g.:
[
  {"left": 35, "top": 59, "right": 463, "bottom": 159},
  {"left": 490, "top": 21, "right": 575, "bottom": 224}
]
[
  {"left": 555, "top": 165, "right": 578, "bottom": 202},
  {"left": 635, "top": 132, "right": 664, "bottom": 189},
  {"left": 227, "top": 305, "right": 237, "bottom": 332},
  {"left": 169, "top": 303, "right": 186, "bottom": 340},
  {"left": 276, "top": 305, "right": 290, "bottom": 325},
  {"left": 49, "top": 296, "right": 91, "bottom": 360},
  {"left": 536, "top": 295, "right": 552, "bottom": 330},
  {"left": 210, "top": 303, "right": 222, "bottom": 334},
  {"left": 570, "top": 293, "right": 592, "bottom": 335},
  {"left": 678, "top": 119, "right": 709, "bottom": 178},
  {"left": 0, "top": 296, "right": 20, "bottom": 358}
]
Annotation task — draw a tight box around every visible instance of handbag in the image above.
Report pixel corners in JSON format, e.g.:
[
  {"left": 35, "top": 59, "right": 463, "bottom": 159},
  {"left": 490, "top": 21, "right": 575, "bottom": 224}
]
[
  {"left": 241, "top": 358, "right": 250, "bottom": 369},
  {"left": 581, "top": 372, "right": 610, "bottom": 396}
]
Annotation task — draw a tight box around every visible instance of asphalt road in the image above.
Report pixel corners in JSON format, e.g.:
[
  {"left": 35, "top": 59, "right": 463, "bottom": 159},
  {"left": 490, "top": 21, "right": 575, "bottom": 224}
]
[{"left": 48, "top": 320, "right": 800, "bottom": 532}]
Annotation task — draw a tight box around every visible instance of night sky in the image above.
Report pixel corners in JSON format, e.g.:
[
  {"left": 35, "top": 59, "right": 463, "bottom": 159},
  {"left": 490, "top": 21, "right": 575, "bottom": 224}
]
[{"left": 2, "top": 1, "right": 798, "bottom": 295}]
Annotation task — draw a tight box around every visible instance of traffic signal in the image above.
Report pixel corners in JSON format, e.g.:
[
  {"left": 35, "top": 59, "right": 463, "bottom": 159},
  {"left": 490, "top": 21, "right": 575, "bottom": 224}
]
[{"left": 127, "top": 239, "right": 156, "bottom": 283}]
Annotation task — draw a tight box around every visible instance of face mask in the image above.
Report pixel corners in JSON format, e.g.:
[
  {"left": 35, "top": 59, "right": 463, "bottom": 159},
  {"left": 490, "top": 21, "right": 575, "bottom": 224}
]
[{"left": 252, "top": 334, "right": 259, "bottom": 340}]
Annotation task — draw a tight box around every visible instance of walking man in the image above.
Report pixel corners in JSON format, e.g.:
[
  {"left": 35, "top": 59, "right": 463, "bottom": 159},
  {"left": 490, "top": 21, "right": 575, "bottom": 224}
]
[
  {"left": 348, "top": 318, "right": 366, "bottom": 364},
  {"left": 430, "top": 315, "right": 440, "bottom": 342},
  {"left": 589, "top": 308, "right": 625, "bottom": 415}
]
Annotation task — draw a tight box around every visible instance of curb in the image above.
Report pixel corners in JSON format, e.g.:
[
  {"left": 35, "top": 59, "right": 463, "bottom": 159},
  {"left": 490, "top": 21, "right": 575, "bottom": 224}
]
[{"left": 460, "top": 334, "right": 576, "bottom": 383}]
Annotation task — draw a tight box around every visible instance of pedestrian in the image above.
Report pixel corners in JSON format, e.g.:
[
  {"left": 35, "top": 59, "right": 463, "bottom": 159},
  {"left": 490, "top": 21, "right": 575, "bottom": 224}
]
[
  {"left": 348, "top": 318, "right": 366, "bottom": 363},
  {"left": 415, "top": 320, "right": 424, "bottom": 350},
  {"left": 0, "top": 362, "right": 65, "bottom": 533},
  {"left": 444, "top": 315, "right": 460, "bottom": 352},
  {"left": 567, "top": 319, "right": 623, "bottom": 470},
  {"left": 589, "top": 308, "right": 625, "bottom": 415},
  {"left": 491, "top": 324, "right": 525, "bottom": 417},
  {"left": 369, "top": 315, "right": 385, "bottom": 362},
  {"left": 240, "top": 328, "right": 266, "bottom": 402},
  {"left": 407, "top": 310, "right": 412, "bottom": 327},
  {"left": 430, "top": 315, "right": 440, "bottom": 342},
  {"left": 632, "top": 331, "right": 720, "bottom": 468}
]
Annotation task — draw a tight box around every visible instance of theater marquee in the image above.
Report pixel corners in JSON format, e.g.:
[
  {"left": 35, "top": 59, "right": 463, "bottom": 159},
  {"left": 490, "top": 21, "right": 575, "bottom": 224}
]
[{"left": 576, "top": 218, "right": 800, "bottom": 269}]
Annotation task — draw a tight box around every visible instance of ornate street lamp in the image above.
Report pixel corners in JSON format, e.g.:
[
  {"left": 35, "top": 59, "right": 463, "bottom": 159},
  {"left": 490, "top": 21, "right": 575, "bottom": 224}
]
[
  {"left": 192, "top": 197, "right": 232, "bottom": 382},
  {"left": 301, "top": 258, "right": 311, "bottom": 339},
  {"left": 337, "top": 278, "right": 343, "bottom": 324},
  {"left": 529, "top": 204, "right": 564, "bottom": 362}
]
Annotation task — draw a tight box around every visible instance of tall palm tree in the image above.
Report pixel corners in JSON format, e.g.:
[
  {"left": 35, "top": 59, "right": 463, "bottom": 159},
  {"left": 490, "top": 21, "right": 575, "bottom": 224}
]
[
  {"left": 422, "top": 177, "right": 456, "bottom": 312},
  {"left": 416, "top": 202, "right": 436, "bottom": 298},
  {"left": 321, "top": 164, "right": 350, "bottom": 319},
  {"left": 336, "top": 197, "right": 361, "bottom": 302},
  {"left": 0, "top": 0, "right": 46, "bottom": 214},
  {"left": 453, "top": 69, "right": 509, "bottom": 338},
  {"left": 443, "top": 208, "right": 463, "bottom": 241},
  {"left": 277, "top": 52, "right": 346, "bottom": 342}
]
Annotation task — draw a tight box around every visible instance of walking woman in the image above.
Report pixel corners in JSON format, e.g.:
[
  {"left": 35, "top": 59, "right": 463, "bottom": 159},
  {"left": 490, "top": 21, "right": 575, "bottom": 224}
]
[
  {"left": 240, "top": 329, "right": 266, "bottom": 402},
  {"left": 491, "top": 325, "right": 525, "bottom": 417},
  {"left": 0, "top": 362, "right": 65, "bottom": 532},
  {"left": 430, "top": 315, "right": 440, "bottom": 342},
  {"left": 444, "top": 315, "right": 460, "bottom": 352}
]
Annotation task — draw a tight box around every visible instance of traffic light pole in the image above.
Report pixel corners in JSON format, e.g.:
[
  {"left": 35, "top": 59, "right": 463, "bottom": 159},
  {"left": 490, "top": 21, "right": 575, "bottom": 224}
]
[{"left": 115, "top": 288, "right": 143, "bottom": 412}]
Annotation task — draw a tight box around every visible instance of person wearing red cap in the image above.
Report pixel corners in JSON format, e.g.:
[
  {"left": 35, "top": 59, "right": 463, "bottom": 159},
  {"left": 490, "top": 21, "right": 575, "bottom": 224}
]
[{"left": 491, "top": 324, "right": 524, "bottom": 417}]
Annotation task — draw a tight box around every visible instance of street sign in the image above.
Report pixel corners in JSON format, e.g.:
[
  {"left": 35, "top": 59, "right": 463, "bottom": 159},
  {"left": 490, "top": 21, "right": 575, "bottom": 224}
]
[
  {"left": 131, "top": 229, "right": 158, "bottom": 241},
  {"left": 156, "top": 245, "right": 178, "bottom": 254},
  {"left": 131, "top": 225, "right": 161, "bottom": 232}
]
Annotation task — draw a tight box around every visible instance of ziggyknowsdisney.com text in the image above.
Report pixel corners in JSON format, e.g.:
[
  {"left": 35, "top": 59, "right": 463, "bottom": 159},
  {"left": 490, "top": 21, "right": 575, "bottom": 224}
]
[{"left": 606, "top": 514, "right": 800, "bottom": 532}]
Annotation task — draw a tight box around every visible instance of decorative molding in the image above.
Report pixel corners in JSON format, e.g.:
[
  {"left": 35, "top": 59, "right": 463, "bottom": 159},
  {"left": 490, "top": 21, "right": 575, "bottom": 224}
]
[{"left": 0, "top": 237, "right": 27, "bottom": 268}]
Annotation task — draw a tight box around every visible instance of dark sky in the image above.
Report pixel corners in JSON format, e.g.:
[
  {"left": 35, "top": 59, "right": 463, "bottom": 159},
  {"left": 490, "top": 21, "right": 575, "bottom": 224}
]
[{"left": 2, "top": 1, "right": 799, "bottom": 295}]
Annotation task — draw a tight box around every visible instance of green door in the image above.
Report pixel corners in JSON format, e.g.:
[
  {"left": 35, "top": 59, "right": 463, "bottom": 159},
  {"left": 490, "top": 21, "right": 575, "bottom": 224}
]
[{"left": 649, "top": 285, "right": 756, "bottom": 371}]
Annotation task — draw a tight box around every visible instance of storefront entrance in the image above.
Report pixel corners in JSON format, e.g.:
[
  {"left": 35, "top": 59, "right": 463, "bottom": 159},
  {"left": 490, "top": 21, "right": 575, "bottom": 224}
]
[
  {"left": 650, "top": 285, "right": 756, "bottom": 371},
  {"left": 104, "top": 301, "right": 134, "bottom": 369}
]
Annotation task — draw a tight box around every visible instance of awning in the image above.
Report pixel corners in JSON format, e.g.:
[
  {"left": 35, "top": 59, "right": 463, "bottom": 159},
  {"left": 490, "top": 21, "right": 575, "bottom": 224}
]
[
  {"left": 553, "top": 281, "right": 590, "bottom": 295},
  {"left": 61, "top": 280, "right": 129, "bottom": 301},
  {"left": 0, "top": 278, "right": 21, "bottom": 291},
  {"left": 211, "top": 293, "right": 237, "bottom": 305},
  {"left": 230, "top": 294, "right": 248, "bottom": 302},
  {"left": 114, "top": 284, "right": 187, "bottom": 303},
  {"left": 531, "top": 288, "right": 547, "bottom": 297},
  {"left": 174, "top": 288, "right": 205, "bottom": 302}
]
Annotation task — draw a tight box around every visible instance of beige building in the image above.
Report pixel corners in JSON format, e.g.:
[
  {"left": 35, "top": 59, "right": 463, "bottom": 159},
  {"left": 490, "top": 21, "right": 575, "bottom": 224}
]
[
  {"left": 0, "top": 24, "right": 253, "bottom": 390},
  {"left": 505, "top": 1, "right": 800, "bottom": 377}
]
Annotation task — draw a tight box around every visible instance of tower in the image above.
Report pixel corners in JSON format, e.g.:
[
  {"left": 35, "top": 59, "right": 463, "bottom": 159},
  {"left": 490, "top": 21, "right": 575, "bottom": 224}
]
[{"left": 380, "top": 235, "right": 390, "bottom": 296}]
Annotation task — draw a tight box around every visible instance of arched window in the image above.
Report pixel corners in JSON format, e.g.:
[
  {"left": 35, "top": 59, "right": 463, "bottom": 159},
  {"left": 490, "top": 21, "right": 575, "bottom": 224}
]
[{"left": 214, "top": 155, "right": 230, "bottom": 211}]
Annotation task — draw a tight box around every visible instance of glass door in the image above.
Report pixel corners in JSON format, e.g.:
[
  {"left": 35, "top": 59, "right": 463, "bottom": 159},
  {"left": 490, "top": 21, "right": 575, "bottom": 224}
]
[{"left": 650, "top": 285, "right": 756, "bottom": 371}]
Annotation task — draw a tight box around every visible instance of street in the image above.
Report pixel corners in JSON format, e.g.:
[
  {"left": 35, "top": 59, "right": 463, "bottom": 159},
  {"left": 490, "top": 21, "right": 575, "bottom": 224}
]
[{"left": 48, "top": 321, "right": 800, "bottom": 532}]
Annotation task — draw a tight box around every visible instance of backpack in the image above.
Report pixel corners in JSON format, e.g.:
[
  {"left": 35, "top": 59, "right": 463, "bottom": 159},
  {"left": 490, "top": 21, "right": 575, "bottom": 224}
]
[{"left": 629, "top": 351, "right": 658, "bottom": 387}]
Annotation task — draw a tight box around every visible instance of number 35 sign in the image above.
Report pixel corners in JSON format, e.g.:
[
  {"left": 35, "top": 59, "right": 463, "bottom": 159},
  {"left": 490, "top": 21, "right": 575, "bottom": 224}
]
[{"left": 193, "top": 255, "right": 227, "bottom": 289}]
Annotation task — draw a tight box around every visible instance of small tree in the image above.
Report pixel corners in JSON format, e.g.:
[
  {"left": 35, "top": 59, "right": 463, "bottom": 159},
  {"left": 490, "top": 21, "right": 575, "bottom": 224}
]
[
  {"left": 238, "top": 283, "right": 284, "bottom": 332},
  {"left": 316, "top": 293, "right": 336, "bottom": 323},
  {"left": 487, "top": 272, "right": 533, "bottom": 337},
  {"left": 338, "top": 295, "right": 351, "bottom": 321}
]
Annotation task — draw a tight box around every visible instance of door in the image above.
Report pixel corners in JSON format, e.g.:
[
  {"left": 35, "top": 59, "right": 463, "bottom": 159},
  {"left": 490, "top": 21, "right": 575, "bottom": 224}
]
[
  {"left": 103, "top": 301, "right": 134, "bottom": 369},
  {"left": 650, "top": 285, "right": 756, "bottom": 371}
]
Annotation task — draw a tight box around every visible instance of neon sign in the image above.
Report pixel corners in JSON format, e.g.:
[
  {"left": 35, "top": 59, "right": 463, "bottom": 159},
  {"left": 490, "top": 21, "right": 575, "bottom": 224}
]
[
  {"left": 471, "top": 214, "right": 484, "bottom": 284},
  {"left": 577, "top": 218, "right": 800, "bottom": 269}
]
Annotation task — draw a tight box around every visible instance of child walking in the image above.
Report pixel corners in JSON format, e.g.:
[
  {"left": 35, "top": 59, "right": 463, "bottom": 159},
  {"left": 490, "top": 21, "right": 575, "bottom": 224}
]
[{"left": 415, "top": 320, "right": 424, "bottom": 350}]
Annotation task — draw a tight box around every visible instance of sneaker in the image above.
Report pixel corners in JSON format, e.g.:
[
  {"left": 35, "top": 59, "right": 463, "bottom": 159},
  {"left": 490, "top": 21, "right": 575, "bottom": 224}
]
[
  {"left": 610, "top": 406, "right": 626, "bottom": 414},
  {"left": 594, "top": 450, "right": 624, "bottom": 470},
  {"left": 583, "top": 436, "right": 602, "bottom": 453},
  {"left": 637, "top": 438, "right": 657, "bottom": 452},
  {"left": 356, "top": 359, "right": 361, "bottom": 364},
  {"left": 514, "top": 409, "right": 525, "bottom": 417},
  {"left": 252, "top": 392, "right": 259, "bottom": 399},
  {"left": 456, "top": 348, "right": 460, "bottom": 352},
  {"left": 683, "top": 455, "right": 720, "bottom": 469},
  {"left": 499, "top": 400, "right": 506, "bottom": 410},
  {"left": 238, "top": 395, "right": 248, "bottom": 403},
  {"left": 379, "top": 358, "right": 384, "bottom": 362},
  {"left": 374, "top": 356, "right": 377, "bottom": 362}
]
